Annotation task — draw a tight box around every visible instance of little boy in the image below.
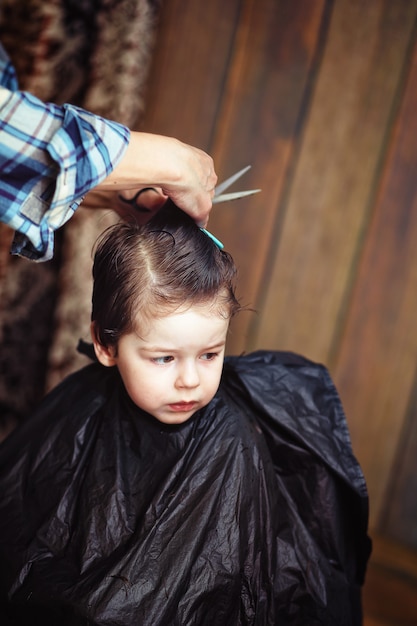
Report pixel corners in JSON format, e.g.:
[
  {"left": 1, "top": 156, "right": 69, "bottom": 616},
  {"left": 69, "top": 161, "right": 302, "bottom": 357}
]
[{"left": 0, "top": 204, "right": 371, "bottom": 625}]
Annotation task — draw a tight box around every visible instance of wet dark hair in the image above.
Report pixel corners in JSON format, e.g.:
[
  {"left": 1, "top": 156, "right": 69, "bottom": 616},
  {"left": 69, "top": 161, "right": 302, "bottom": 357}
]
[{"left": 91, "top": 201, "right": 241, "bottom": 348}]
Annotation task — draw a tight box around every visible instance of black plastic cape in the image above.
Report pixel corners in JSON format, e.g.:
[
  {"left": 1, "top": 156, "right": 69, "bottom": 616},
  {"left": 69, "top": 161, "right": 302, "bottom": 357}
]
[{"left": 0, "top": 350, "right": 371, "bottom": 625}]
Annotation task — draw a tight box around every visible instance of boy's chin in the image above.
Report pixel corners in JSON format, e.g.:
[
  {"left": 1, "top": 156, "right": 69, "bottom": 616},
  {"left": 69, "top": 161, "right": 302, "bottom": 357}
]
[{"left": 152, "top": 410, "right": 198, "bottom": 425}]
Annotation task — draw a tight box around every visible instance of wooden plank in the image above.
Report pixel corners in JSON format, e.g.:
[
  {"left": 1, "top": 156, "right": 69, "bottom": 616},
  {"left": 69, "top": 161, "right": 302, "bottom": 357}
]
[
  {"left": 208, "top": 0, "right": 328, "bottom": 353},
  {"left": 363, "top": 561, "right": 417, "bottom": 626},
  {"left": 253, "top": 1, "right": 417, "bottom": 363},
  {"left": 369, "top": 533, "right": 417, "bottom": 581},
  {"left": 362, "top": 534, "right": 417, "bottom": 626},
  {"left": 384, "top": 385, "right": 417, "bottom": 549},
  {"left": 333, "top": 34, "right": 417, "bottom": 529},
  {"left": 139, "top": 0, "right": 243, "bottom": 149}
]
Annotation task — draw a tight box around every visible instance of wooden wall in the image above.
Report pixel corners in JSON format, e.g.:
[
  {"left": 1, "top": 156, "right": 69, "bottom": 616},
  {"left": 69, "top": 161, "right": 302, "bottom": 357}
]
[{"left": 141, "top": 0, "right": 417, "bottom": 550}]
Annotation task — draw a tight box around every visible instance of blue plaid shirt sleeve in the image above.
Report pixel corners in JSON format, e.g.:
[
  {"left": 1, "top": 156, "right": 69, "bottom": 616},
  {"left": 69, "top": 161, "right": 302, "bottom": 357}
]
[{"left": 0, "top": 44, "right": 130, "bottom": 261}]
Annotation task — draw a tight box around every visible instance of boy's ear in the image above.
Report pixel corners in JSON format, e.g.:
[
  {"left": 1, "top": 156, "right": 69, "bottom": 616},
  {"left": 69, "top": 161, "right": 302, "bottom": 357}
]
[{"left": 90, "top": 322, "right": 117, "bottom": 367}]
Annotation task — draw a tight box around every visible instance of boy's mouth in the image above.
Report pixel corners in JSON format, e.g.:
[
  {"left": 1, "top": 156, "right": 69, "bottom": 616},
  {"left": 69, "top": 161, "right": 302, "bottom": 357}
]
[{"left": 168, "top": 401, "right": 197, "bottom": 412}]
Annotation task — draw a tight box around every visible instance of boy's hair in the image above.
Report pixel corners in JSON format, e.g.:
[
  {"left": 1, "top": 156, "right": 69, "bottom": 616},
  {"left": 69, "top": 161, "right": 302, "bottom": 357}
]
[{"left": 91, "top": 201, "right": 241, "bottom": 348}]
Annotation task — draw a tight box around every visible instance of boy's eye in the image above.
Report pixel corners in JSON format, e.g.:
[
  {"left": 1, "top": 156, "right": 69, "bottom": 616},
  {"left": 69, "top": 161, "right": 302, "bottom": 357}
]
[
  {"left": 152, "top": 356, "right": 174, "bottom": 364},
  {"left": 201, "top": 352, "right": 218, "bottom": 361}
]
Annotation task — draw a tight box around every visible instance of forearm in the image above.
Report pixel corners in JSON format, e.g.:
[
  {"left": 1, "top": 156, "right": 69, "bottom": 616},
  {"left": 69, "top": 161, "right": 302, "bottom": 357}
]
[{"left": 97, "top": 133, "right": 183, "bottom": 189}]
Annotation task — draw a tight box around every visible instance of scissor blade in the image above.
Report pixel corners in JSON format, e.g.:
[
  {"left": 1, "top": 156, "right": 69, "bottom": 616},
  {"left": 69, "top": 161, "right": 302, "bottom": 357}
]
[
  {"left": 214, "top": 165, "right": 252, "bottom": 197},
  {"left": 213, "top": 188, "right": 261, "bottom": 204}
]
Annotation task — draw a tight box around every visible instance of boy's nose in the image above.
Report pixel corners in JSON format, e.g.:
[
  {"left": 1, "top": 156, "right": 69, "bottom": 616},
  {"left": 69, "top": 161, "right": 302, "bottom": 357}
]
[{"left": 176, "top": 361, "right": 200, "bottom": 389}]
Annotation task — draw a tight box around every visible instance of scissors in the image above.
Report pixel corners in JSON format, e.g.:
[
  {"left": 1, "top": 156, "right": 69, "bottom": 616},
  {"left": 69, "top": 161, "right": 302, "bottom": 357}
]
[
  {"left": 200, "top": 165, "right": 260, "bottom": 248},
  {"left": 212, "top": 165, "right": 260, "bottom": 204}
]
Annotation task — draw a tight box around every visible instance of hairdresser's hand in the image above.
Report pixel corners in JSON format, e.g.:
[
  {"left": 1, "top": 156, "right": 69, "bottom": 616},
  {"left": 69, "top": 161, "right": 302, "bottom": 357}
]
[{"left": 96, "top": 132, "right": 217, "bottom": 227}]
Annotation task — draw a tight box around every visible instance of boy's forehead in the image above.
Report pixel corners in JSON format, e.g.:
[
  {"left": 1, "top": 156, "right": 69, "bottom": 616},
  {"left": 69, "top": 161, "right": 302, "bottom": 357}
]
[
  {"left": 135, "top": 295, "right": 232, "bottom": 326},
  {"left": 133, "top": 304, "right": 230, "bottom": 343}
]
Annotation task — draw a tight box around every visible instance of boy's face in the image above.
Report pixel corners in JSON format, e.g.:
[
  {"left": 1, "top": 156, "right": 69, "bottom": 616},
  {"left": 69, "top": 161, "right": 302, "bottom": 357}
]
[{"left": 93, "top": 305, "right": 229, "bottom": 424}]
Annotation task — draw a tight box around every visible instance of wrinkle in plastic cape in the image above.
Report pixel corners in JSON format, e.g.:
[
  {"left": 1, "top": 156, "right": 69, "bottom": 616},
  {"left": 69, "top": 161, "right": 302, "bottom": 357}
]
[{"left": 0, "top": 351, "right": 371, "bottom": 625}]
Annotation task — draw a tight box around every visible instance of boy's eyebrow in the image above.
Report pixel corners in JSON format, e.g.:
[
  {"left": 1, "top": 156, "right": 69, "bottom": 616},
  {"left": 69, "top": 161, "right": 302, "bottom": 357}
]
[{"left": 140, "top": 341, "right": 226, "bottom": 353}]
